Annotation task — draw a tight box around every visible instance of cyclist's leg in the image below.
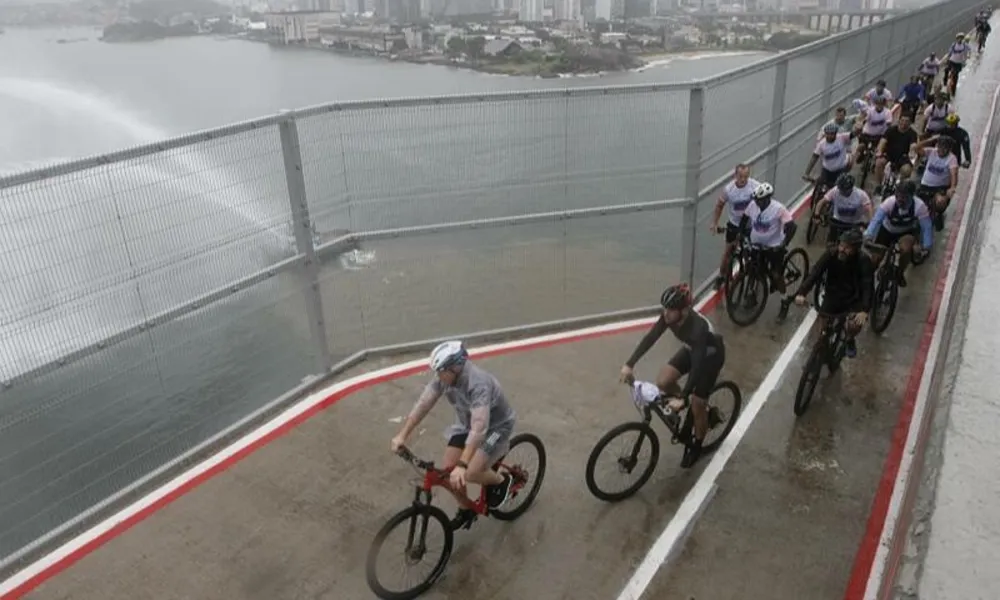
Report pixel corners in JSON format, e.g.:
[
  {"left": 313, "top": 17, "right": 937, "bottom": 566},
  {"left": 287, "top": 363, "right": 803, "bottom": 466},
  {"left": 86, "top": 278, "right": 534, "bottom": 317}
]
[
  {"left": 656, "top": 348, "right": 689, "bottom": 412},
  {"left": 897, "top": 232, "right": 917, "bottom": 283},
  {"left": 442, "top": 433, "right": 476, "bottom": 509},
  {"left": 718, "top": 223, "right": 740, "bottom": 285},
  {"left": 466, "top": 425, "right": 514, "bottom": 508},
  {"left": 687, "top": 344, "right": 725, "bottom": 444}
]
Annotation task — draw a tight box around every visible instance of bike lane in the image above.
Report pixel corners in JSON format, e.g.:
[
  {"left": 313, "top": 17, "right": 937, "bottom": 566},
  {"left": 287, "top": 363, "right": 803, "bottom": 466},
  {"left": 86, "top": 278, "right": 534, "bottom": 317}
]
[{"left": 6, "top": 50, "right": 998, "bottom": 600}]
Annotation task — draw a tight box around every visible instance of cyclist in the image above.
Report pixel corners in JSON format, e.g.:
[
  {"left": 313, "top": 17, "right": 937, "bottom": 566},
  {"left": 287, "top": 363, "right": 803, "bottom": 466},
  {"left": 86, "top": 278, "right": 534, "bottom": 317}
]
[
  {"left": 792, "top": 229, "right": 872, "bottom": 358},
  {"left": 819, "top": 106, "right": 855, "bottom": 138},
  {"left": 710, "top": 163, "right": 759, "bottom": 289},
  {"left": 619, "top": 283, "right": 725, "bottom": 469},
  {"left": 881, "top": 162, "right": 915, "bottom": 201},
  {"left": 864, "top": 180, "right": 934, "bottom": 288},
  {"left": 978, "top": 17, "right": 992, "bottom": 51},
  {"left": 854, "top": 95, "right": 893, "bottom": 170},
  {"left": 738, "top": 182, "right": 798, "bottom": 323},
  {"left": 944, "top": 33, "right": 971, "bottom": 93},
  {"left": 937, "top": 113, "right": 973, "bottom": 168},
  {"left": 915, "top": 136, "right": 958, "bottom": 231},
  {"left": 864, "top": 79, "right": 895, "bottom": 107},
  {"left": 896, "top": 74, "right": 926, "bottom": 122},
  {"left": 390, "top": 340, "right": 517, "bottom": 526},
  {"left": 814, "top": 173, "right": 873, "bottom": 246},
  {"left": 917, "top": 53, "right": 940, "bottom": 90},
  {"left": 804, "top": 123, "right": 855, "bottom": 197},
  {"left": 875, "top": 113, "right": 919, "bottom": 195},
  {"left": 921, "top": 92, "right": 954, "bottom": 140}
]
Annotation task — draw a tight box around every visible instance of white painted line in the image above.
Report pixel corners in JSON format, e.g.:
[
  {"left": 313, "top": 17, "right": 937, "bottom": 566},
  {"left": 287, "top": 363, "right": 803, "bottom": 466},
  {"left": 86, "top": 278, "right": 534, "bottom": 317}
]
[
  {"left": 860, "top": 80, "right": 1000, "bottom": 600},
  {"left": 615, "top": 308, "right": 818, "bottom": 600}
]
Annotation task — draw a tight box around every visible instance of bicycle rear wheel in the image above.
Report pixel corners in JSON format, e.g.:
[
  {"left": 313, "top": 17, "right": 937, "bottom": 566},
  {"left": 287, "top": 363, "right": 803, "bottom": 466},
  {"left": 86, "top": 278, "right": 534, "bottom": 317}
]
[
  {"left": 366, "top": 505, "right": 453, "bottom": 600},
  {"left": 585, "top": 422, "right": 660, "bottom": 502},
  {"left": 871, "top": 266, "right": 899, "bottom": 334},
  {"left": 783, "top": 248, "right": 810, "bottom": 290},
  {"left": 700, "top": 380, "right": 743, "bottom": 453},
  {"left": 490, "top": 433, "right": 547, "bottom": 521},
  {"left": 794, "top": 344, "right": 825, "bottom": 416}
]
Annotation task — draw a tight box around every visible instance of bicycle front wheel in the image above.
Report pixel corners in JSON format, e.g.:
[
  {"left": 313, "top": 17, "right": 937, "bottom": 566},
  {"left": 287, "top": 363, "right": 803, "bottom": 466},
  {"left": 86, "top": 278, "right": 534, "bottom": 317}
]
[
  {"left": 366, "top": 505, "right": 454, "bottom": 600},
  {"left": 726, "top": 264, "right": 769, "bottom": 326},
  {"left": 585, "top": 422, "right": 660, "bottom": 502},
  {"left": 794, "top": 344, "right": 825, "bottom": 416},
  {"left": 871, "top": 267, "right": 899, "bottom": 334},
  {"left": 700, "top": 380, "right": 743, "bottom": 452}
]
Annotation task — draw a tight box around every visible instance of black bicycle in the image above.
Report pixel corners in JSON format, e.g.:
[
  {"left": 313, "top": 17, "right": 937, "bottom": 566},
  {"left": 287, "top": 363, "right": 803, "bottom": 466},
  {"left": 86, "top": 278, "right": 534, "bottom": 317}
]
[
  {"left": 857, "top": 137, "right": 879, "bottom": 189},
  {"left": 794, "top": 309, "right": 851, "bottom": 416},
  {"left": 725, "top": 240, "right": 810, "bottom": 326},
  {"left": 866, "top": 240, "right": 902, "bottom": 334},
  {"left": 806, "top": 199, "right": 832, "bottom": 245},
  {"left": 584, "top": 377, "right": 742, "bottom": 502}
]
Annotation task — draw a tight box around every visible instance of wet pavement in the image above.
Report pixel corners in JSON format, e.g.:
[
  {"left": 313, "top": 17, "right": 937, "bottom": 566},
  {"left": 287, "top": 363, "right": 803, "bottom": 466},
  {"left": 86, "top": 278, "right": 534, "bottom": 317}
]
[{"left": 15, "top": 36, "right": 1000, "bottom": 600}]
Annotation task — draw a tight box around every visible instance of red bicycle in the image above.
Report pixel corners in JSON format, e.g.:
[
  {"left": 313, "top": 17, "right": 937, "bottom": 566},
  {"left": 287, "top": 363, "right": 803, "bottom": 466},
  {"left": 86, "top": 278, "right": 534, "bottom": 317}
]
[{"left": 365, "top": 433, "right": 546, "bottom": 600}]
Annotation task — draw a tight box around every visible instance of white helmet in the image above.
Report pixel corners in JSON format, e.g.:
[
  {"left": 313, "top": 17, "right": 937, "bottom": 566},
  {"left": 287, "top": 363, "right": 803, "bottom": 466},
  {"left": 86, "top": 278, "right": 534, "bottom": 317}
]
[
  {"left": 429, "top": 340, "right": 469, "bottom": 372},
  {"left": 752, "top": 181, "right": 774, "bottom": 200}
]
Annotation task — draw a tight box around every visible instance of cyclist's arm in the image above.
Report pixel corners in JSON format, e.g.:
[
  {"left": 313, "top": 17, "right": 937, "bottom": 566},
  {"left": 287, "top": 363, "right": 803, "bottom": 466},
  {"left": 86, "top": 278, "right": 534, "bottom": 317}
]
[
  {"left": 780, "top": 206, "right": 797, "bottom": 247},
  {"left": 865, "top": 204, "right": 888, "bottom": 238},
  {"left": 804, "top": 152, "right": 819, "bottom": 177},
  {"left": 400, "top": 382, "right": 443, "bottom": 438},
  {"left": 861, "top": 191, "right": 874, "bottom": 223},
  {"left": 794, "top": 248, "right": 831, "bottom": 297},
  {"left": 876, "top": 135, "right": 888, "bottom": 155},
  {"left": 679, "top": 316, "right": 713, "bottom": 398},
  {"left": 960, "top": 128, "right": 973, "bottom": 163},
  {"left": 815, "top": 188, "right": 834, "bottom": 213},
  {"left": 712, "top": 192, "right": 727, "bottom": 228},
  {"left": 948, "top": 162, "right": 959, "bottom": 190},
  {"left": 459, "top": 387, "right": 492, "bottom": 463},
  {"left": 625, "top": 315, "right": 667, "bottom": 369}
]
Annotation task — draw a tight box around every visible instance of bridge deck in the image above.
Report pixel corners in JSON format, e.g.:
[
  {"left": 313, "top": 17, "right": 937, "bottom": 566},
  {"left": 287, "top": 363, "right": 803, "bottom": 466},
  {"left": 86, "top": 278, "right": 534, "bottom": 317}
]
[{"left": 8, "top": 33, "right": 1000, "bottom": 600}]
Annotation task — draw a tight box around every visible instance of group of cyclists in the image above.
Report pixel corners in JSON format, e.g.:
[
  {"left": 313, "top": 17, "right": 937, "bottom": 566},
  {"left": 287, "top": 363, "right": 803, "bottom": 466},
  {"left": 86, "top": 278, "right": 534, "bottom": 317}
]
[{"left": 383, "top": 14, "right": 990, "bottom": 541}]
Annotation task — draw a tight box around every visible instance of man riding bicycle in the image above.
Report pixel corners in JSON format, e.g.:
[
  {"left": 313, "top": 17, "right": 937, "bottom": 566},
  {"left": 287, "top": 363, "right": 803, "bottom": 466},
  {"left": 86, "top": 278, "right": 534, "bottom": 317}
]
[
  {"left": 976, "top": 10, "right": 992, "bottom": 50},
  {"left": 915, "top": 136, "right": 959, "bottom": 231},
  {"left": 937, "top": 113, "right": 973, "bottom": 168},
  {"left": 922, "top": 92, "right": 955, "bottom": 140},
  {"left": 864, "top": 180, "right": 934, "bottom": 288},
  {"left": 875, "top": 113, "right": 918, "bottom": 195},
  {"left": 854, "top": 95, "right": 893, "bottom": 168},
  {"left": 620, "top": 283, "right": 725, "bottom": 469},
  {"left": 864, "top": 80, "right": 895, "bottom": 107},
  {"left": 814, "top": 173, "right": 873, "bottom": 246},
  {"left": 819, "top": 106, "right": 856, "bottom": 138},
  {"left": 896, "top": 75, "right": 926, "bottom": 122},
  {"left": 804, "top": 123, "right": 856, "bottom": 196},
  {"left": 736, "top": 182, "right": 798, "bottom": 323},
  {"left": 917, "top": 53, "right": 941, "bottom": 90},
  {"left": 390, "top": 340, "right": 516, "bottom": 528},
  {"left": 710, "top": 163, "right": 760, "bottom": 289},
  {"left": 792, "top": 229, "right": 872, "bottom": 359},
  {"left": 944, "top": 33, "right": 970, "bottom": 93}
]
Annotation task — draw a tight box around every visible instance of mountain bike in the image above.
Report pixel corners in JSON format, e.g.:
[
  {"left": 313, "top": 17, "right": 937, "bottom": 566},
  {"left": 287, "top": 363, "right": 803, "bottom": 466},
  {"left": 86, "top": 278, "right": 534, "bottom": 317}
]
[
  {"left": 725, "top": 240, "right": 810, "bottom": 327},
  {"left": 865, "top": 240, "right": 902, "bottom": 334},
  {"left": 794, "top": 308, "right": 851, "bottom": 416},
  {"left": 366, "top": 435, "right": 546, "bottom": 600},
  {"left": 857, "top": 136, "right": 879, "bottom": 189},
  {"left": 584, "top": 377, "right": 742, "bottom": 502},
  {"left": 806, "top": 198, "right": 832, "bottom": 245}
]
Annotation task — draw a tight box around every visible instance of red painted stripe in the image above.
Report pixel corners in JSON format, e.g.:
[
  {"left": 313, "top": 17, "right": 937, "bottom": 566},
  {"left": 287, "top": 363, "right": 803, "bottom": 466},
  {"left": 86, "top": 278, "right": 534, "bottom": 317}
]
[
  {"left": 841, "top": 162, "right": 974, "bottom": 597},
  {"left": 2, "top": 195, "right": 813, "bottom": 599}
]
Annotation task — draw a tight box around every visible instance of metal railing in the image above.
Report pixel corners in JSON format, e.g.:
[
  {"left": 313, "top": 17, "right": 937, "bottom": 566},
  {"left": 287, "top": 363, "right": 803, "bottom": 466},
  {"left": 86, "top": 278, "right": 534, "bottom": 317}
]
[{"left": 0, "top": 0, "right": 985, "bottom": 572}]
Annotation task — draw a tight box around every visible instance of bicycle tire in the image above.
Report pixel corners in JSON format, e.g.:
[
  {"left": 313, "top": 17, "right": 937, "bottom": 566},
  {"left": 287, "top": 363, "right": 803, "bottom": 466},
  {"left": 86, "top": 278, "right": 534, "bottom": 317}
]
[
  {"left": 911, "top": 246, "right": 928, "bottom": 266},
  {"left": 871, "top": 267, "right": 899, "bottom": 334},
  {"left": 806, "top": 216, "right": 820, "bottom": 244},
  {"left": 366, "top": 504, "right": 454, "bottom": 600},
  {"left": 794, "top": 344, "right": 825, "bottom": 416},
  {"left": 725, "top": 266, "right": 769, "bottom": 326},
  {"left": 827, "top": 327, "right": 847, "bottom": 374},
  {"left": 490, "top": 433, "right": 547, "bottom": 521},
  {"left": 784, "top": 248, "right": 810, "bottom": 289},
  {"left": 700, "top": 380, "right": 743, "bottom": 453},
  {"left": 585, "top": 421, "right": 660, "bottom": 502}
]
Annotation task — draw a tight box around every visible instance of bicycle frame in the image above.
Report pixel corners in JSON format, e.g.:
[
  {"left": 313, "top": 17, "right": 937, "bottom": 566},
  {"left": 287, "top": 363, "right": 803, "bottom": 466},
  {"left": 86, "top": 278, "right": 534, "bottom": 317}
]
[{"left": 398, "top": 447, "right": 520, "bottom": 517}]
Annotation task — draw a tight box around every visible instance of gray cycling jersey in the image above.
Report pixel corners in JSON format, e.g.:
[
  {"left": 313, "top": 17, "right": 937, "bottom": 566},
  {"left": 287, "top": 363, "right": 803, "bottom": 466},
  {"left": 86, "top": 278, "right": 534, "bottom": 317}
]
[{"left": 424, "top": 362, "right": 516, "bottom": 438}]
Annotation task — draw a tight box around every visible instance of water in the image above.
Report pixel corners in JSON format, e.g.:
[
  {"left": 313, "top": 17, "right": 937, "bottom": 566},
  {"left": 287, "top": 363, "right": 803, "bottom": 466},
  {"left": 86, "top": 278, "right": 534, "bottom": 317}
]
[{"left": 0, "top": 27, "right": 773, "bottom": 562}]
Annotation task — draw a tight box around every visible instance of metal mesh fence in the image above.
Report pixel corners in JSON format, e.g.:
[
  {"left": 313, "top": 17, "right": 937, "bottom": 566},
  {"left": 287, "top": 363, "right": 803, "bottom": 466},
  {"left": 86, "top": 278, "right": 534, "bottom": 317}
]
[{"left": 0, "top": 0, "right": 989, "bottom": 571}]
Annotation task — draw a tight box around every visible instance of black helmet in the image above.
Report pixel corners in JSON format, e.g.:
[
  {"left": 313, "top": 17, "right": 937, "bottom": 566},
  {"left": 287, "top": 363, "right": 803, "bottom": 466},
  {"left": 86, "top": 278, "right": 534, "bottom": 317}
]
[
  {"left": 839, "top": 228, "right": 863, "bottom": 248},
  {"left": 897, "top": 180, "right": 917, "bottom": 199},
  {"left": 660, "top": 283, "right": 693, "bottom": 310},
  {"left": 836, "top": 173, "right": 855, "bottom": 194}
]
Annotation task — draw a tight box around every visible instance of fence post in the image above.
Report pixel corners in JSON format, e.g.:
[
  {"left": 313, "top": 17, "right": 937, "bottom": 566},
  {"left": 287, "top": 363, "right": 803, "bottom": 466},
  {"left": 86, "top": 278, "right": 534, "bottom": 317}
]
[
  {"left": 278, "top": 112, "right": 333, "bottom": 374},
  {"left": 767, "top": 59, "right": 789, "bottom": 187},
  {"left": 681, "top": 86, "right": 704, "bottom": 287}
]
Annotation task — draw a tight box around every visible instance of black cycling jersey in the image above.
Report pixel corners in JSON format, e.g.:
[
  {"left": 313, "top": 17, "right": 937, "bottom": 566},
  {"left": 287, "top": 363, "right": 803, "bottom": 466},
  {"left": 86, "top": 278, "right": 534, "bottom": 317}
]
[
  {"left": 795, "top": 248, "right": 874, "bottom": 310},
  {"left": 939, "top": 126, "right": 972, "bottom": 163},
  {"left": 626, "top": 311, "right": 723, "bottom": 394},
  {"left": 882, "top": 126, "right": 918, "bottom": 160}
]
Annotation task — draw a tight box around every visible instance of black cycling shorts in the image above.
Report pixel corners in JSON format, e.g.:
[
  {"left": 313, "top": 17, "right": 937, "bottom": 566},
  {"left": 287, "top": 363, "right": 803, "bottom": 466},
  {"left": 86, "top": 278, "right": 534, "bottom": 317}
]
[
  {"left": 885, "top": 151, "right": 912, "bottom": 171},
  {"left": 667, "top": 343, "right": 726, "bottom": 399},
  {"left": 827, "top": 219, "right": 864, "bottom": 245},
  {"left": 918, "top": 184, "right": 949, "bottom": 202},
  {"left": 947, "top": 60, "right": 964, "bottom": 75},
  {"left": 819, "top": 294, "right": 868, "bottom": 317},
  {"left": 820, "top": 167, "right": 847, "bottom": 189},
  {"left": 874, "top": 224, "right": 918, "bottom": 248},
  {"left": 724, "top": 221, "right": 742, "bottom": 244}
]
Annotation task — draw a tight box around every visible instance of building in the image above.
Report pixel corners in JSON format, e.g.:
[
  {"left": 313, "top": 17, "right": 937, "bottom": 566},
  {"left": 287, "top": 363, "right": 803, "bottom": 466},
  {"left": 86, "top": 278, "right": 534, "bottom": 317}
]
[
  {"left": 519, "top": 0, "right": 544, "bottom": 21},
  {"left": 594, "top": 0, "right": 611, "bottom": 18},
  {"left": 265, "top": 11, "right": 342, "bottom": 43},
  {"left": 483, "top": 38, "right": 523, "bottom": 55},
  {"left": 554, "top": 0, "right": 580, "bottom": 20}
]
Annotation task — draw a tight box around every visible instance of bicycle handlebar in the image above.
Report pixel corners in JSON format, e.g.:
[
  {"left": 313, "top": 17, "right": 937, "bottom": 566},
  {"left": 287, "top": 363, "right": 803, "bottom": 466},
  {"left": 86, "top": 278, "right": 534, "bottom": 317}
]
[{"left": 395, "top": 445, "right": 435, "bottom": 471}]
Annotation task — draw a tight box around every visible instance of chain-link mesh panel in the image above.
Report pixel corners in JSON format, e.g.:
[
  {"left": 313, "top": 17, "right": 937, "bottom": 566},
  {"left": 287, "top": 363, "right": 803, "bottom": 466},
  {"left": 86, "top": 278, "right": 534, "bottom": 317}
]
[
  {"left": 700, "top": 66, "right": 777, "bottom": 195},
  {"left": 296, "top": 87, "right": 691, "bottom": 239},
  {"left": 320, "top": 206, "right": 683, "bottom": 355},
  {"left": 0, "top": 271, "right": 317, "bottom": 559}
]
